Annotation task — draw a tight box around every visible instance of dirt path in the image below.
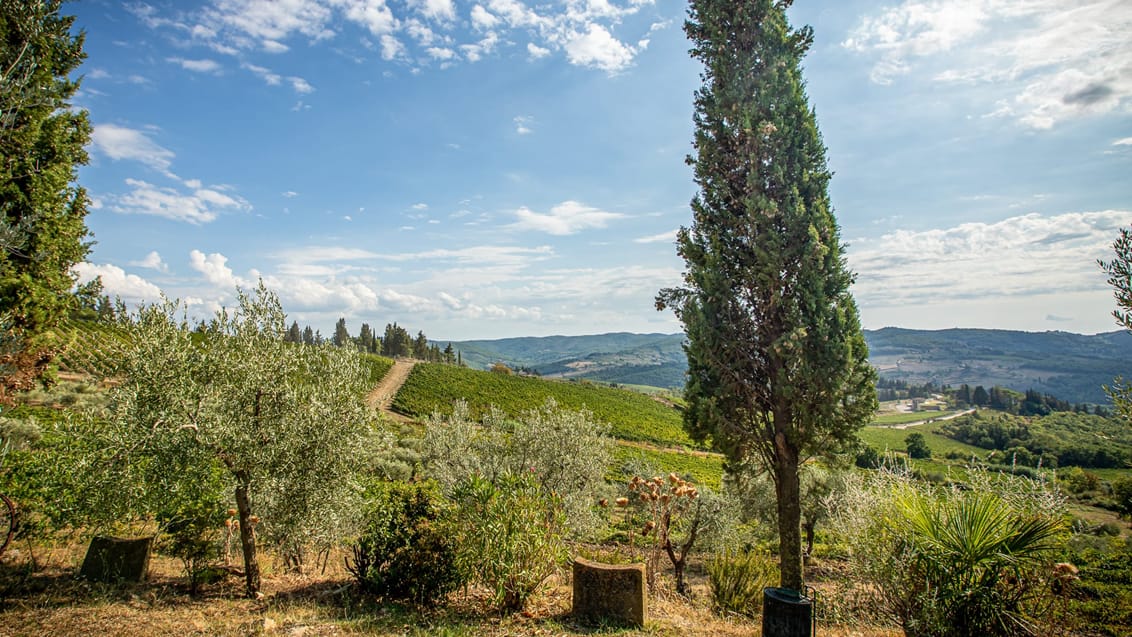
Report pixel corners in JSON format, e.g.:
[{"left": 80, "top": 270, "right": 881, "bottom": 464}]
[{"left": 365, "top": 359, "right": 417, "bottom": 421}]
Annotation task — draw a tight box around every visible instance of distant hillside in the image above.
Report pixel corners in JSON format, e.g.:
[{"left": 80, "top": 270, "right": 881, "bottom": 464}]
[
  {"left": 447, "top": 328, "right": 1132, "bottom": 404},
  {"left": 450, "top": 333, "right": 686, "bottom": 388},
  {"left": 866, "top": 327, "right": 1132, "bottom": 404}
]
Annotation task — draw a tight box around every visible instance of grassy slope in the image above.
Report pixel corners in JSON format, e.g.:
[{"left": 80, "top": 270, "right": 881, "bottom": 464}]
[
  {"left": 859, "top": 421, "right": 988, "bottom": 459},
  {"left": 612, "top": 443, "right": 724, "bottom": 490},
  {"left": 392, "top": 363, "right": 694, "bottom": 448}
]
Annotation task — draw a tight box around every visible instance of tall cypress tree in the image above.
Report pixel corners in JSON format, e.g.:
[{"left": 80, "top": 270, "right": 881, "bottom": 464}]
[
  {"left": 1, "top": 1, "right": 92, "bottom": 402},
  {"left": 333, "top": 317, "right": 351, "bottom": 347},
  {"left": 658, "top": 0, "right": 876, "bottom": 591}
]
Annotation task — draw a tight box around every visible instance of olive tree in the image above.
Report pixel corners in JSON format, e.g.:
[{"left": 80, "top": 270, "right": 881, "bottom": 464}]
[
  {"left": 1100, "top": 227, "right": 1132, "bottom": 423},
  {"left": 72, "top": 283, "right": 384, "bottom": 596},
  {"left": 420, "top": 398, "right": 613, "bottom": 536}
]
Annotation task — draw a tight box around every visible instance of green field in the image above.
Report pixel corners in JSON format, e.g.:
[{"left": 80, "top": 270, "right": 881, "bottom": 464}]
[
  {"left": 858, "top": 421, "right": 988, "bottom": 459},
  {"left": 392, "top": 363, "right": 693, "bottom": 447}
]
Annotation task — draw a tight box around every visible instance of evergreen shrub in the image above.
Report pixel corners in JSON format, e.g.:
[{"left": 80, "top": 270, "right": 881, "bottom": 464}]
[{"left": 347, "top": 480, "right": 463, "bottom": 605}]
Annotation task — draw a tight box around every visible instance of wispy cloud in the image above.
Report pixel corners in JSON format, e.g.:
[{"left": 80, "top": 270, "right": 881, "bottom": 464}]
[
  {"left": 91, "top": 124, "right": 176, "bottom": 176},
  {"left": 848, "top": 210, "right": 1132, "bottom": 309},
  {"left": 106, "top": 179, "right": 251, "bottom": 224},
  {"left": 167, "top": 57, "right": 222, "bottom": 73},
  {"left": 242, "top": 62, "right": 282, "bottom": 85},
  {"left": 130, "top": 0, "right": 653, "bottom": 74},
  {"left": 634, "top": 229, "right": 676, "bottom": 244},
  {"left": 510, "top": 201, "right": 626, "bottom": 235},
  {"left": 289, "top": 76, "right": 314, "bottom": 93},
  {"left": 843, "top": 0, "right": 1132, "bottom": 129}
]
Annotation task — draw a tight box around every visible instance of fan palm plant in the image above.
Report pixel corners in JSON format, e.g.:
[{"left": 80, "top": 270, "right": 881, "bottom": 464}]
[{"left": 890, "top": 487, "right": 1065, "bottom": 637}]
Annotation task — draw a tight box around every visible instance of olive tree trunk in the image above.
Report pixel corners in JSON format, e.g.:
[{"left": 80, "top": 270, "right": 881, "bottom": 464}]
[{"left": 234, "top": 474, "right": 261, "bottom": 598}]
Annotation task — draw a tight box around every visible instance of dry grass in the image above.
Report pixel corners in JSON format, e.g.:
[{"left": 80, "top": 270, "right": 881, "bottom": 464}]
[{"left": 0, "top": 542, "right": 901, "bottom": 637}]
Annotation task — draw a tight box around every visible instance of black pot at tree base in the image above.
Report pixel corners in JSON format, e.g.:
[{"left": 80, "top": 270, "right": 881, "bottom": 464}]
[{"left": 762, "top": 587, "right": 814, "bottom": 637}]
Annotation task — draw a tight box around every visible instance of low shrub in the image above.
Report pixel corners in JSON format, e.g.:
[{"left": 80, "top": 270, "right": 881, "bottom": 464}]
[
  {"left": 347, "top": 481, "right": 463, "bottom": 605},
  {"left": 705, "top": 548, "right": 778, "bottom": 618},
  {"left": 449, "top": 472, "right": 567, "bottom": 612},
  {"left": 157, "top": 502, "right": 228, "bottom": 595}
]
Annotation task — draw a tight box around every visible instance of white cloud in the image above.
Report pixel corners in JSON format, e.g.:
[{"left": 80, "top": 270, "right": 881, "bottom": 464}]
[
  {"left": 461, "top": 31, "right": 498, "bottom": 62},
  {"left": 72, "top": 262, "right": 164, "bottom": 304},
  {"left": 634, "top": 229, "right": 676, "bottom": 244},
  {"left": 167, "top": 57, "right": 223, "bottom": 73},
  {"left": 335, "top": 0, "right": 398, "bottom": 35},
  {"left": 527, "top": 42, "right": 550, "bottom": 59},
  {"left": 190, "top": 250, "right": 250, "bottom": 288},
  {"left": 289, "top": 76, "right": 315, "bottom": 93},
  {"left": 91, "top": 124, "right": 176, "bottom": 175},
  {"left": 486, "top": 0, "right": 550, "bottom": 30},
  {"left": 241, "top": 62, "right": 282, "bottom": 85},
  {"left": 848, "top": 210, "right": 1132, "bottom": 313},
  {"left": 107, "top": 178, "right": 251, "bottom": 224},
  {"left": 405, "top": 19, "right": 436, "bottom": 45},
  {"left": 282, "top": 190, "right": 299, "bottom": 198},
  {"left": 513, "top": 115, "right": 533, "bottom": 135},
  {"left": 844, "top": 0, "right": 1132, "bottom": 128},
  {"left": 426, "top": 46, "right": 455, "bottom": 60},
  {"left": 564, "top": 23, "right": 636, "bottom": 73},
  {"left": 409, "top": 0, "right": 456, "bottom": 23},
  {"left": 130, "top": 250, "right": 170, "bottom": 273},
  {"left": 1113, "top": 137, "right": 1132, "bottom": 146},
  {"left": 380, "top": 34, "right": 406, "bottom": 60},
  {"left": 201, "top": 0, "right": 334, "bottom": 43},
  {"left": 510, "top": 200, "right": 626, "bottom": 235},
  {"left": 411, "top": 202, "right": 428, "bottom": 210},
  {"left": 470, "top": 5, "right": 499, "bottom": 30},
  {"left": 262, "top": 39, "right": 289, "bottom": 53},
  {"left": 132, "top": 0, "right": 658, "bottom": 75}
]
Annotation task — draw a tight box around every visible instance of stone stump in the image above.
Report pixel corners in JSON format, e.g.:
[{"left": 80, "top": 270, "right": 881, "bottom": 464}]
[
  {"left": 571, "top": 557, "right": 646, "bottom": 627},
  {"left": 79, "top": 536, "right": 153, "bottom": 583}
]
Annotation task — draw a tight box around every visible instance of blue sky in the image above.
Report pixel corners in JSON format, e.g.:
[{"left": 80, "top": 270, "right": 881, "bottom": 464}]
[{"left": 70, "top": 0, "right": 1132, "bottom": 340}]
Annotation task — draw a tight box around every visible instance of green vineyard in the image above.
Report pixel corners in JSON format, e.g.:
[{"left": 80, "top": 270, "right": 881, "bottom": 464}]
[{"left": 392, "top": 363, "right": 695, "bottom": 448}]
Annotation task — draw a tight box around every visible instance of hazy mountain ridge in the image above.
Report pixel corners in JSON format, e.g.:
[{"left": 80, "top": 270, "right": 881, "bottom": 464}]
[{"left": 446, "top": 328, "right": 1132, "bottom": 403}]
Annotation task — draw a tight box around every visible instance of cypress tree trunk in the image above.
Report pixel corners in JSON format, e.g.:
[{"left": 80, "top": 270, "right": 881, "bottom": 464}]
[{"left": 773, "top": 436, "right": 804, "bottom": 591}]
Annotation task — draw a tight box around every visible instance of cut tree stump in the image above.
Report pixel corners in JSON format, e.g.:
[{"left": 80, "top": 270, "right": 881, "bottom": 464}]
[
  {"left": 571, "top": 557, "right": 646, "bottom": 627},
  {"left": 78, "top": 536, "right": 153, "bottom": 583}
]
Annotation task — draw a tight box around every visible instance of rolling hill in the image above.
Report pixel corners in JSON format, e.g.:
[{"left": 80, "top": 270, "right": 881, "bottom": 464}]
[{"left": 444, "top": 328, "right": 1132, "bottom": 404}]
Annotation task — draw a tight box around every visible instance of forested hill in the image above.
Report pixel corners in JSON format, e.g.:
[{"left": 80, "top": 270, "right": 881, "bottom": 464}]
[
  {"left": 866, "top": 327, "right": 1132, "bottom": 404},
  {"left": 445, "top": 328, "right": 1132, "bottom": 404}
]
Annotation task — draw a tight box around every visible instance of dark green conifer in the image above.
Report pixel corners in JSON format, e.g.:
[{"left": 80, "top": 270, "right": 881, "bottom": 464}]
[{"left": 658, "top": 0, "right": 876, "bottom": 590}]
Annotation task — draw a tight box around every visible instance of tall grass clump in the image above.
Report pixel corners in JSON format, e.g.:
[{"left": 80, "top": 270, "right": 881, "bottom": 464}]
[
  {"left": 834, "top": 465, "right": 1068, "bottom": 636},
  {"left": 706, "top": 548, "right": 778, "bottom": 618}
]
